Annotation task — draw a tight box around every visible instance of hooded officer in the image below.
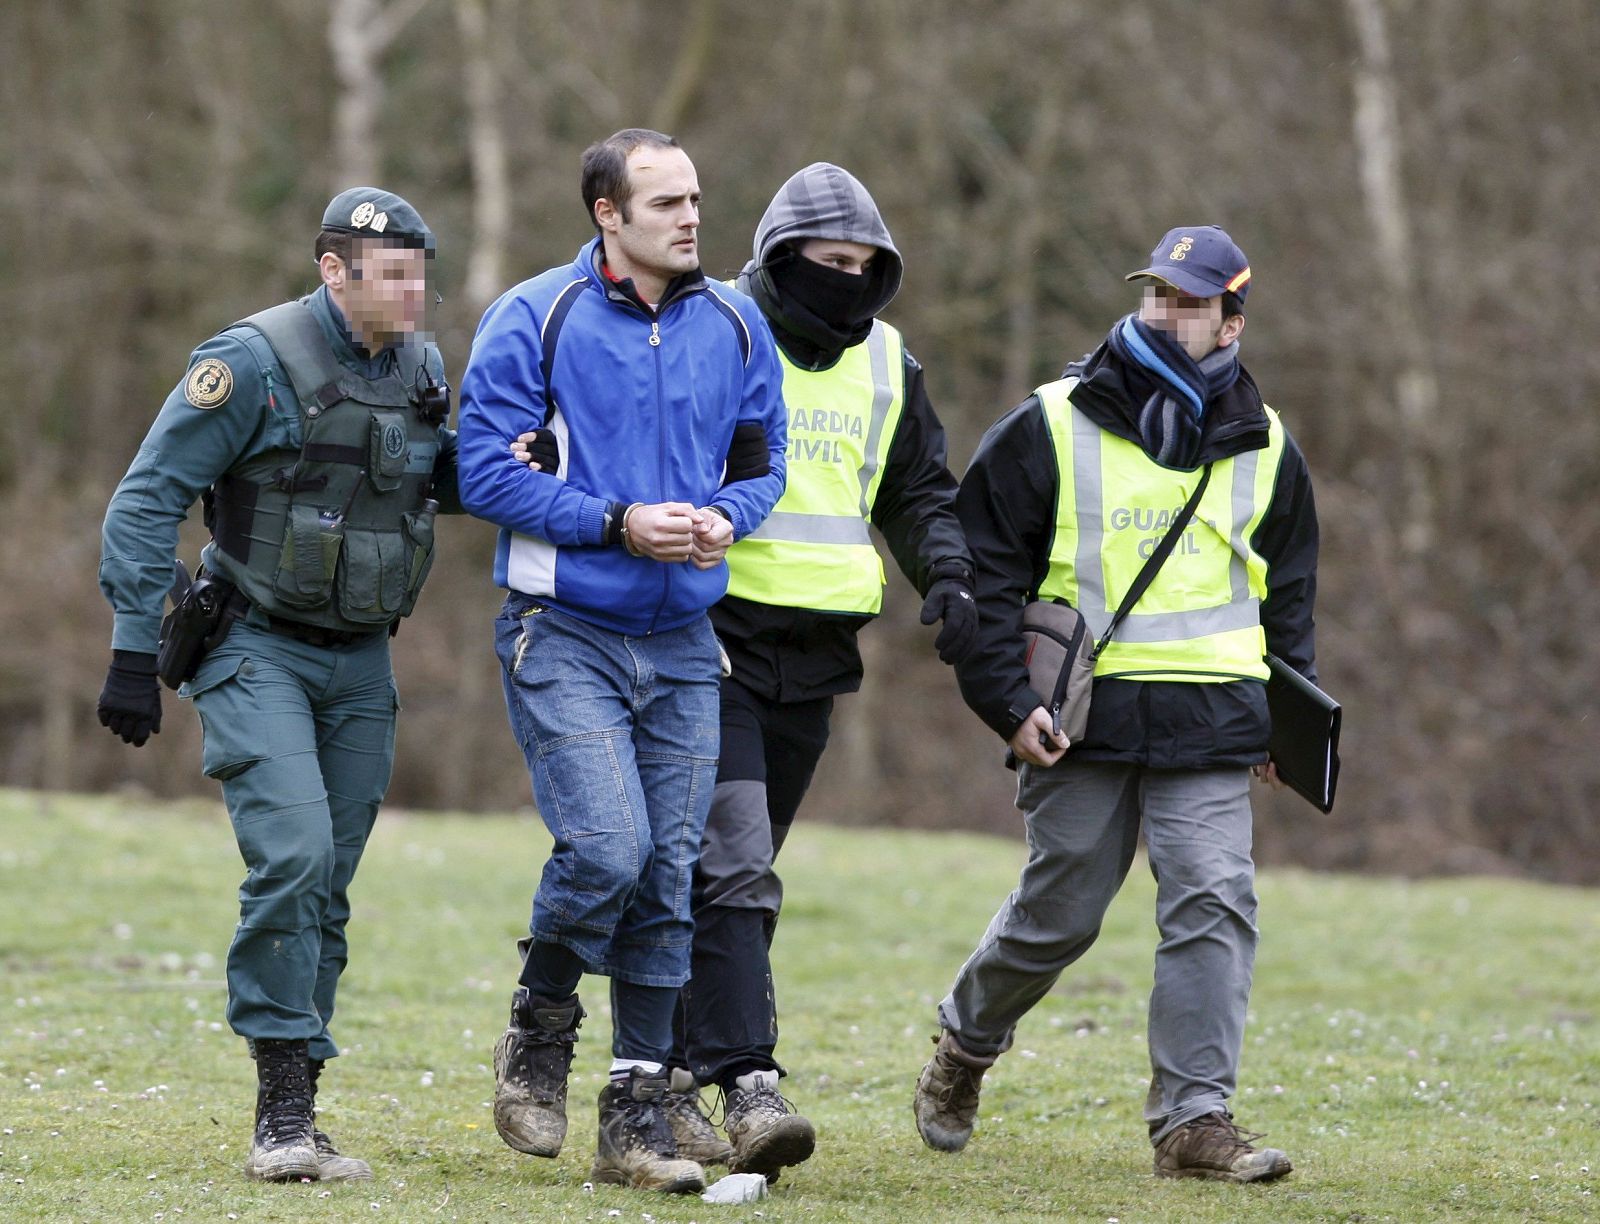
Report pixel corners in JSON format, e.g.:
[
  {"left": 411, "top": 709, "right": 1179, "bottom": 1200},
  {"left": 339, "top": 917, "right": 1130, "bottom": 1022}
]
[
  {"left": 97, "top": 187, "right": 460, "bottom": 1184},
  {"left": 666, "top": 163, "right": 977, "bottom": 1178}
]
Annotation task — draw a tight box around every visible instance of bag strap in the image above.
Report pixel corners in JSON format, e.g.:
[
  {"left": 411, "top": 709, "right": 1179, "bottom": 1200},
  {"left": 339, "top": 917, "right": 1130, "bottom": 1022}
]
[{"left": 1091, "top": 463, "right": 1213, "bottom": 659}]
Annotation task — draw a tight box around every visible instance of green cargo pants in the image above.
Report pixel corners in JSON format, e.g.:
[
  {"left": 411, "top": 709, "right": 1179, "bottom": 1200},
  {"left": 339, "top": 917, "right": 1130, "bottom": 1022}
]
[{"left": 184, "top": 619, "right": 396, "bottom": 1062}]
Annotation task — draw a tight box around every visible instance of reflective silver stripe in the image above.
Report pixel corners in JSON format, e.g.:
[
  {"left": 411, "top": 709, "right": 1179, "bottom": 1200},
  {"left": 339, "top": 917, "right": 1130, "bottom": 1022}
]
[
  {"left": 1071, "top": 406, "right": 1108, "bottom": 612},
  {"left": 855, "top": 323, "right": 895, "bottom": 518},
  {"left": 1082, "top": 597, "right": 1263, "bottom": 644},
  {"left": 1226, "top": 448, "right": 1260, "bottom": 603},
  {"left": 747, "top": 511, "right": 872, "bottom": 546}
]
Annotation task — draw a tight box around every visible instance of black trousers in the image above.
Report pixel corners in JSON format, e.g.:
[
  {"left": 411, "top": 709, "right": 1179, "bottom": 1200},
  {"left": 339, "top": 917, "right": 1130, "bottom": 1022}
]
[{"left": 672, "top": 677, "right": 833, "bottom": 1088}]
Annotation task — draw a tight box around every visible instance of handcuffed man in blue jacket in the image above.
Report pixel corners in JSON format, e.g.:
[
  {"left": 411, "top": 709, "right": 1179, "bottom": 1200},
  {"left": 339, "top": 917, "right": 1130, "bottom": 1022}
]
[{"left": 457, "top": 128, "right": 787, "bottom": 1195}]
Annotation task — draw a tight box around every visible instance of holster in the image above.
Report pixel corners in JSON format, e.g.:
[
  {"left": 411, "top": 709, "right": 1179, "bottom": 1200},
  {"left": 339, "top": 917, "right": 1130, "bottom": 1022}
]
[{"left": 156, "top": 569, "right": 245, "bottom": 691}]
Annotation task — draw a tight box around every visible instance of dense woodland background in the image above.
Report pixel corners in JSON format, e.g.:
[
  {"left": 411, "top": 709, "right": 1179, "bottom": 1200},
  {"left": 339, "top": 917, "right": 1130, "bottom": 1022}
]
[{"left": 3, "top": 1, "right": 1596, "bottom": 882}]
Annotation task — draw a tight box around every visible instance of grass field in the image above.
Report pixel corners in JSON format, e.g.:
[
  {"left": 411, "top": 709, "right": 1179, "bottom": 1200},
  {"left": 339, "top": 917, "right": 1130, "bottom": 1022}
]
[{"left": 1, "top": 787, "right": 1597, "bottom": 1223}]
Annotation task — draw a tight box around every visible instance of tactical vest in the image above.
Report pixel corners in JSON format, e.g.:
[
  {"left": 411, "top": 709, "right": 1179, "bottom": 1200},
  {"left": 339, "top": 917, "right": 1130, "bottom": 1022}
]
[
  {"left": 1035, "top": 377, "right": 1284, "bottom": 683},
  {"left": 724, "top": 319, "right": 907, "bottom": 615},
  {"left": 203, "top": 300, "right": 441, "bottom": 632}
]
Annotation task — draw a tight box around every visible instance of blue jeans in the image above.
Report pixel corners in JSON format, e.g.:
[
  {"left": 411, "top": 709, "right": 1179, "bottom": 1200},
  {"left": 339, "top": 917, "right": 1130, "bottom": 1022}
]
[
  {"left": 495, "top": 594, "right": 720, "bottom": 988},
  {"left": 185, "top": 621, "right": 396, "bottom": 1062}
]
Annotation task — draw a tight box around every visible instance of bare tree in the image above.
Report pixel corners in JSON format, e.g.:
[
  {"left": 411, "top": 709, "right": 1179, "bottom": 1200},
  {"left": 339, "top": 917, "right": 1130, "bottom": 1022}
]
[
  {"left": 1346, "top": 0, "right": 1442, "bottom": 557},
  {"left": 454, "top": 0, "right": 510, "bottom": 314},
  {"left": 328, "top": 0, "right": 434, "bottom": 188},
  {"left": 652, "top": 0, "right": 719, "bottom": 135}
]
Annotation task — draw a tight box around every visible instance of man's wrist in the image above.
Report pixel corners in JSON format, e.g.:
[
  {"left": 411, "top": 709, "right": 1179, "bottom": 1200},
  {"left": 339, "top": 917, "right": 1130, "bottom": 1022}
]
[
  {"left": 618, "top": 502, "right": 645, "bottom": 556},
  {"left": 1001, "top": 688, "right": 1045, "bottom": 740},
  {"left": 600, "top": 500, "right": 628, "bottom": 548},
  {"left": 111, "top": 649, "right": 159, "bottom": 676},
  {"left": 927, "top": 557, "right": 975, "bottom": 591}
]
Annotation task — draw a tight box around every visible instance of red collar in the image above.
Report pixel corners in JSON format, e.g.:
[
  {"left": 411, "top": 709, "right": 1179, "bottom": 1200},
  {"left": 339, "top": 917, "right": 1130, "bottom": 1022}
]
[{"left": 599, "top": 257, "right": 654, "bottom": 309}]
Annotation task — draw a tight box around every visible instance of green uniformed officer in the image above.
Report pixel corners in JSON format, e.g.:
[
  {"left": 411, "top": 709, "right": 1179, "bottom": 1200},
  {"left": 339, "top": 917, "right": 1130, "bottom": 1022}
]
[{"left": 97, "top": 187, "right": 461, "bottom": 1184}]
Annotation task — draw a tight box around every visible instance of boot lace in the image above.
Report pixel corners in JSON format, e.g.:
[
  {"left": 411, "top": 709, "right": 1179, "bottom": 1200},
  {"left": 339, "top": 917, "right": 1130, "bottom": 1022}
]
[
  {"left": 616, "top": 1093, "right": 678, "bottom": 1157},
  {"left": 1180, "top": 1112, "right": 1270, "bottom": 1162},
  {"left": 729, "top": 1080, "right": 798, "bottom": 1128},
  {"left": 665, "top": 1084, "right": 719, "bottom": 1130},
  {"left": 930, "top": 1049, "right": 984, "bottom": 1114},
  {"left": 257, "top": 1058, "right": 313, "bottom": 1144},
  {"left": 506, "top": 1029, "right": 576, "bottom": 1102}
]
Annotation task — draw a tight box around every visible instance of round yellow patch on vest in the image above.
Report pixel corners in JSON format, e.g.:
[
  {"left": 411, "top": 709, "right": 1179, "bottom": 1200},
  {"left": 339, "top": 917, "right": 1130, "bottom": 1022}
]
[{"left": 185, "top": 358, "right": 234, "bottom": 409}]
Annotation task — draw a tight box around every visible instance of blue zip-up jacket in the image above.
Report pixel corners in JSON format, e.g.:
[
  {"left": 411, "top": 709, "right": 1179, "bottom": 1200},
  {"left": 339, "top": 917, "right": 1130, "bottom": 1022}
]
[{"left": 458, "top": 238, "right": 787, "bottom": 636}]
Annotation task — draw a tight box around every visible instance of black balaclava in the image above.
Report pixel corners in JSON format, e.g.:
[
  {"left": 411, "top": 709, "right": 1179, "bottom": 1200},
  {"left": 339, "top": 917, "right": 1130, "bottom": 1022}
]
[{"left": 737, "top": 163, "right": 904, "bottom": 371}]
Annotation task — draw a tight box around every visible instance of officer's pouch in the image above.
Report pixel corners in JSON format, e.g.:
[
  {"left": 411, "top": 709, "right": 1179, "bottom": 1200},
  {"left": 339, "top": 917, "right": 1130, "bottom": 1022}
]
[
  {"left": 1020, "top": 600, "right": 1095, "bottom": 744},
  {"left": 367, "top": 411, "right": 409, "bottom": 493},
  {"left": 158, "top": 569, "right": 241, "bottom": 691},
  {"left": 399, "top": 499, "right": 438, "bottom": 615},
  {"left": 274, "top": 503, "right": 342, "bottom": 608}
]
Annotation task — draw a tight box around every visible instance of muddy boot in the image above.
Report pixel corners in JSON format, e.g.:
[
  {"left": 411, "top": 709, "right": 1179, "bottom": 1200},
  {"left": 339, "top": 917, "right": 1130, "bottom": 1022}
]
[
  {"left": 306, "top": 1059, "right": 373, "bottom": 1182},
  {"left": 724, "top": 1069, "right": 815, "bottom": 1179},
  {"left": 244, "top": 1039, "right": 319, "bottom": 1182},
  {"left": 590, "top": 1068, "right": 706, "bottom": 1194},
  {"left": 492, "top": 988, "right": 584, "bottom": 1156},
  {"left": 913, "top": 1030, "right": 995, "bottom": 1153},
  {"left": 663, "top": 1067, "right": 733, "bottom": 1165},
  {"left": 1154, "top": 1111, "right": 1293, "bottom": 1182}
]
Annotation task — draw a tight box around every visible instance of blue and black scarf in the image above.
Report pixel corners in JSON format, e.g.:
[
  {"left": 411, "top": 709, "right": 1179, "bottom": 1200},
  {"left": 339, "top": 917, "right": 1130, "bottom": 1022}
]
[{"left": 1104, "top": 313, "right": 1241, "bottom": 469}]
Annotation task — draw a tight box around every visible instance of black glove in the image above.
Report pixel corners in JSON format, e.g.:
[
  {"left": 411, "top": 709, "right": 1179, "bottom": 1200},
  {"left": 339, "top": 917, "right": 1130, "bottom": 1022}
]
[
  {"left": 525, "top": 428, "right": 560, "bottom": 472},
  {"left": 919, "top": 577, "right": 978, "bottom": 666},
  {"left": 97, "top": 650, "right": 162, "bottom": 747},
  {"left": 723, "top": 421, "right": 770, "bottom": 484}
]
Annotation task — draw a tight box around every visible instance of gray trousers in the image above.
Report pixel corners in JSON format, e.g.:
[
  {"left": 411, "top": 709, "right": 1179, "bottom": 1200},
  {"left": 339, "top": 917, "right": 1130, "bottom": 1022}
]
[{"left": 938, "top": 760, "right": 1258, "bottom": 1144}]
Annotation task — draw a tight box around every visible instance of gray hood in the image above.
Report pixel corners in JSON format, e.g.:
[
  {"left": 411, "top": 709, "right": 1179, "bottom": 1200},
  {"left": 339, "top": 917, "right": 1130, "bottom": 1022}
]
[{"left": 743, "top": 162, "right": 903, "bottom": 318}]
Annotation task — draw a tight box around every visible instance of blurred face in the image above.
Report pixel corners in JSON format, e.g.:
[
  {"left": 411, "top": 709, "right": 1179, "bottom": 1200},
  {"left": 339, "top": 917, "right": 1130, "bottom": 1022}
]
[
  {"left": 798, "top": 238, "right": 877, "bottom": 276},
  {"left": 596, "top": 146, "right": 701, "bottom": 299},
  {"left": 324, "top": 241, "right": 430, "bottom": 349},
  {"left": 1138, "top": 283, "right": 1243, "bottom": 361}
]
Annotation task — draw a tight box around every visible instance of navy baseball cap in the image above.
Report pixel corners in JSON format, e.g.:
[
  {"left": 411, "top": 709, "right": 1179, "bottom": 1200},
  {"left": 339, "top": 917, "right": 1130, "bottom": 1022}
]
[
  {"left": 321, "top": 187, "right": 434, "bottom": 250},
  {"left": 1126, "top": 225, "right": 1250, "bottom": 303}
]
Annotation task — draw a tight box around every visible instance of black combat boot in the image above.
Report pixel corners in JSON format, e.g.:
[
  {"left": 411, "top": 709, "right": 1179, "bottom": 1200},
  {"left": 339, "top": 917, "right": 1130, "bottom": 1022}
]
[
  {"left": 244, "top": 1039, "right": 319, "bottom": 1182},
  {"left": 306, "top": 1058, "right": 373, "bottom": 1182},
  {"left": 492, "top": 987, "right": 584, "bottom": 1156}
]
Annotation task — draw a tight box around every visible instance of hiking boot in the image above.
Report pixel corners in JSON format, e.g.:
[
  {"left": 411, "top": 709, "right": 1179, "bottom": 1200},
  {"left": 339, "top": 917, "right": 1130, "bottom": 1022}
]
[
  {"left": 724, "top": 1069, "right": 815, "bottom": 1178},
  {"left": 492, "top": 988, "right": 584, "bottom": 1156},
  {"left": 590, "top": 1068, "right": 706, "bottom": 1194},
  {"left": 306, "top": 1058, "right": 373, "bottom": 1182},
  {"left": 1153, "top": 1111, "right": 1293, "bottom": 1183},
  {"left": 244, "top": 1039, "right": 319, "bottom": 1182},
  {"left": 664, "top": 1067, "right": 733, "bottom": 1165},
  {"left": 913, "top": 1030, "right": 994, "bottom": 1153}
]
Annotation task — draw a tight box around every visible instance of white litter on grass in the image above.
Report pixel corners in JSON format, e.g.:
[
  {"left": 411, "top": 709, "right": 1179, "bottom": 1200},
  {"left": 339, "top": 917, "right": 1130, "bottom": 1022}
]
[{"left": 701, "top": 1172, "right": 769, "bottom": 1204}]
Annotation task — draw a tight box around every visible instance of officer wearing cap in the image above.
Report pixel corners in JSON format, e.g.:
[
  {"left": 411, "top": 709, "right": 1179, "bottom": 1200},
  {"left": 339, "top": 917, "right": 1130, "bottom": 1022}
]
[
  {"left": 97, "top": 187, "right": 460, "bottom": 1184},
  {"left": 916, "top": 226, "right": 1319, "bottom": 1183}
]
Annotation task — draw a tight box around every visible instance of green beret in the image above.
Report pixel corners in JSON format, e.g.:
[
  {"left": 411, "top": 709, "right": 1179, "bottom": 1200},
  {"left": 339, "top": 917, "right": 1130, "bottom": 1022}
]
[{"left": 321, "top": 187, "right": 433, "bottom": 250}]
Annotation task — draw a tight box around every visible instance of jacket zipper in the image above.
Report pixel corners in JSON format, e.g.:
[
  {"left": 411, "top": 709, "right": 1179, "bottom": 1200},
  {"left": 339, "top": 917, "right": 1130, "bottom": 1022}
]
[
  {"left": 648, "top": 313, "right": 668, "bottom": 633},
  {"left": 602, "top": 275, "right": 705, "bottom": 636}
]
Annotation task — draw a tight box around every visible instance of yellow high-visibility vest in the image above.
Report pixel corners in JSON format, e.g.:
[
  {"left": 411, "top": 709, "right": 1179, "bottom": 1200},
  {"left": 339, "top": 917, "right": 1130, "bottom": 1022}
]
[
  {"left": 1035, "top": 376, "right": 1284, "bottom": 682},
  {"left": 725, "top": 319, "right": 906, "bottom": 614}
]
